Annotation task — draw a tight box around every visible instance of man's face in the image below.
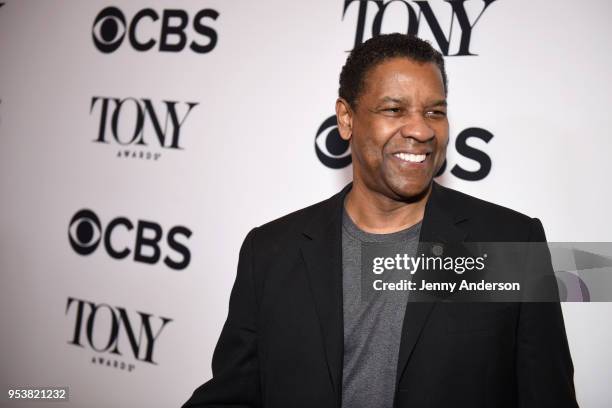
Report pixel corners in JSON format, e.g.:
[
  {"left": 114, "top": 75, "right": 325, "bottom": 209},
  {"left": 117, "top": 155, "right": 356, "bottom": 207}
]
[{"left": 337, "top": 57, "right": 449, "bottom": 201}]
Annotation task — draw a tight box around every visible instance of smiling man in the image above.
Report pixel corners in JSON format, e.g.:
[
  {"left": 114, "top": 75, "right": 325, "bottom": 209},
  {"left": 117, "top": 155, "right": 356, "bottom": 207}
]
[
  {"left": 184, "top": 34, "right": 578, "bottom": 408},
  {"left": 337, "top": 48, "right": 449, "bottom": 232}
]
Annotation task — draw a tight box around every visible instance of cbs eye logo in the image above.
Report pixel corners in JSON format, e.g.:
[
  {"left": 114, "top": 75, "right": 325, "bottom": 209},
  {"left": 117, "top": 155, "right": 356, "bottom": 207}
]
[
  {"left": 68, "top": 209, "right": 101, "bottom": 255},
  {"left": 315, "top": 115, "right": 352, "bottom": 169},
  {"left": 92, "top": 7, "right": 126, "bottom": 53}
]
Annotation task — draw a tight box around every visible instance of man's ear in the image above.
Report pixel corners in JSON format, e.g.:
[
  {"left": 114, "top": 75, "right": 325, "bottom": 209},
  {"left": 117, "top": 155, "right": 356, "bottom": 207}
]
[{"left": 335, "top": 98, "right": 353, "bottom": 141}]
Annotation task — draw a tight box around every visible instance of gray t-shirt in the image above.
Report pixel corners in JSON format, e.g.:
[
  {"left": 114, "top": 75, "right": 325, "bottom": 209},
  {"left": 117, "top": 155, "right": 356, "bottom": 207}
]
[{"left": 341, "top": 207, "right": 421, "bottom": 408}]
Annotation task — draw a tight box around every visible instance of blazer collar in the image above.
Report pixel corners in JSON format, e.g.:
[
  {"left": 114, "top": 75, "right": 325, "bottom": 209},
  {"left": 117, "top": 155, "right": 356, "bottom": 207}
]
[
  {"left": 420, "top": 181, "right": 469, "bottom": 244},
  {"left": 302, "top": 181, "right": 468, "bottom": 243},
  {"left": 301, "top": 182, "right": 352, "bottom": 241}
]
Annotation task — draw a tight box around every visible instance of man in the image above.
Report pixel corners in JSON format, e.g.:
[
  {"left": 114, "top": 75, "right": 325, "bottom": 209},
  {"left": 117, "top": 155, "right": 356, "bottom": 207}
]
[{"left": 184, "top": 34, "right": 577, "bottom": 407}]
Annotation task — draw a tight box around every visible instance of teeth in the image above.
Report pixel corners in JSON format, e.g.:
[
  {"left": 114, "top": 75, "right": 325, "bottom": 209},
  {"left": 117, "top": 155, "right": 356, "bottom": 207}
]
[{"left": 394, "top": 152, "right": 426, "bottom": 163}]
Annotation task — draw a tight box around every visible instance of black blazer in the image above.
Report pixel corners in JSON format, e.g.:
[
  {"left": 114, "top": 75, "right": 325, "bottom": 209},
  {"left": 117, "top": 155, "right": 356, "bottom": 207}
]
[{"left": 184, "top": 182, "right": 578, "bottom": 408}]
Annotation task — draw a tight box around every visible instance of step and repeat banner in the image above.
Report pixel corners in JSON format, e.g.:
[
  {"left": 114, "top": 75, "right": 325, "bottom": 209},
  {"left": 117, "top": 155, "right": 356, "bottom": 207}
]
[{"left": 1, "top": 0, "right": 611, "bottom": 407}]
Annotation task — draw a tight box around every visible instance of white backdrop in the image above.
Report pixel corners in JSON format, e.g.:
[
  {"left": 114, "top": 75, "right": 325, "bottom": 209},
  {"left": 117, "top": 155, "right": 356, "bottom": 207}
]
[{"left": 1, "top": 0, "right": 611, "bottom": 407}]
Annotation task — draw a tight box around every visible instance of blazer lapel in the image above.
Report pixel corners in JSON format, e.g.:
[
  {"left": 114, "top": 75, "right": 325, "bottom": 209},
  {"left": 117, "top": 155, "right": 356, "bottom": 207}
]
[
  {"left": 300, "top": 183, "right": 352, "bottom": 405},
  {"left": 395, "top": 182, "right": 468, "bottom": 388}
]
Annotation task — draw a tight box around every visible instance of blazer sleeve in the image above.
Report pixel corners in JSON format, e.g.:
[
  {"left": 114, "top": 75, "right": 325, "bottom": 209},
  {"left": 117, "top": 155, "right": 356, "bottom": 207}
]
[
  {"left": 183, "top": 228, "right": 262, "bottom": 408},
  {"left": 515, "top": 218, "right": 579, "bottom": 407}
]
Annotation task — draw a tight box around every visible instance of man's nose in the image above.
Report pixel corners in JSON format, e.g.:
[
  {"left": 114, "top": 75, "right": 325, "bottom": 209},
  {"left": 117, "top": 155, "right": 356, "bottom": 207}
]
[{"left": 399, "top": 113, "right": 435, "bottom": 142}]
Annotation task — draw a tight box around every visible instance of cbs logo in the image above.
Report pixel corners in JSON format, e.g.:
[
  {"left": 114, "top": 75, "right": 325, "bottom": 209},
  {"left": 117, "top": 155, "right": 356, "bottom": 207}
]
[
  {"left": 314, "top": 115, "right": 352, "bottom": 169},
  {"left": 315, "top": 115, "right": 494, "bottom": 181},
  {"left": 68, "top": 209, "right": 192, "bottom": 270},
  {"left": 92, "top": 6, "right": 219, "bottom": 54}
]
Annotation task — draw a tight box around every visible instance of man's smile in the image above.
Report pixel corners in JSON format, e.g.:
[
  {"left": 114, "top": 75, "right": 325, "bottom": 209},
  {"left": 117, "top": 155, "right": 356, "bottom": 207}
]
[{"left": 391, "top": 151, "right": 431, "bottom": 164}]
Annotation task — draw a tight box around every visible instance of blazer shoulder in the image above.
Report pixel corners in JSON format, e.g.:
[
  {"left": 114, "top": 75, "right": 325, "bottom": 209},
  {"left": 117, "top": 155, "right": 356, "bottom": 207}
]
[
  {"left": 440, "top": 184, "right": 532, "bottom": 221},
  {"left": 436, "top": 184, "right": 540, "bottom": 241},
  {"left": 253, "top": 190, "right": 339, "bottom": 242}
]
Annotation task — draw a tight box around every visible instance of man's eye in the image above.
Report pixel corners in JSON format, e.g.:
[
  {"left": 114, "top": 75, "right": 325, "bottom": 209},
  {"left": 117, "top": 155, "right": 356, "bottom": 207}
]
[
  {"left": 426, "top": 110, "right": 447, "bottom": 118},
  {"left": 383, "top": 108, "right": 401, "bottom": 113}
]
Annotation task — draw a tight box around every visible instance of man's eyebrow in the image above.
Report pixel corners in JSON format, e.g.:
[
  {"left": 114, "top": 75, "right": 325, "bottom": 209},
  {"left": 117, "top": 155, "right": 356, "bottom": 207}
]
[
  {"left": 379, "top": 96, "right": 407, "bottom": 104},
  {"left": 377, "top": 97, "right": 448, "bottom": 107},
  {"left": 427, "top": 99, "right": 448, "bottom": 107}
]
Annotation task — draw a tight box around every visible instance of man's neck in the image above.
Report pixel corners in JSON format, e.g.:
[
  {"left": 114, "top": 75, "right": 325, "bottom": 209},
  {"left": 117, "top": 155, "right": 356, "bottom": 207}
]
[{"left": 344, "top": 181, "right": 431, "bottom": 234}]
